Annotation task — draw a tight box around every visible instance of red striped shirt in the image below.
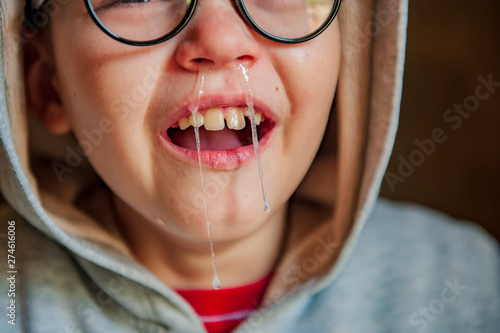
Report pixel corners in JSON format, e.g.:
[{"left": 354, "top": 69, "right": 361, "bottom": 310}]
[{"left": 176, "top": 275, "right": 272, "bottom": 333}]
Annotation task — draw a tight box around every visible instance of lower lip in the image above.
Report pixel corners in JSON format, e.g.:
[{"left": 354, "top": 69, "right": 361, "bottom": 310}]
[{"left": 158, "top": 129, "right": 273, "bottom": 169}]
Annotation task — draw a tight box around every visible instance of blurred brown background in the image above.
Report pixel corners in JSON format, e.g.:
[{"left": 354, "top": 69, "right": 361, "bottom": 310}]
[
  {"left": 380, "top": 0, "right": 500, "bottom": 240},
  {"left": 1, "top": 1, "right": 499, "bottom": 241}
]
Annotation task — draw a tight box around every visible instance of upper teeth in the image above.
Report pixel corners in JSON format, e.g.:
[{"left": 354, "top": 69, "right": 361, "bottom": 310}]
[{"left": 174, "top": 107, "right": 263, "bottom": 131}]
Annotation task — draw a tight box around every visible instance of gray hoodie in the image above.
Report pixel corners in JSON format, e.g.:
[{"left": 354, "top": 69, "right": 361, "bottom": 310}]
[{"left": 1, "top": 0, "right": 499, "bottom": 332}]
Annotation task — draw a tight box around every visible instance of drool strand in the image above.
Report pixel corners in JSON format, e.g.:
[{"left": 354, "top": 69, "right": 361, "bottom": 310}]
[
  {"left": 191, "top": 70, "right": 221, "bottom": 290},
  {"left": 238, "top": 64, "right": 271, "bottom": 212}
]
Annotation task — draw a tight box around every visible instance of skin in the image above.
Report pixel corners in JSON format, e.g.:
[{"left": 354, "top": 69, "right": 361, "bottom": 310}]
[{"left": 26, "top": 0, "right": 341, "bottom": 288}]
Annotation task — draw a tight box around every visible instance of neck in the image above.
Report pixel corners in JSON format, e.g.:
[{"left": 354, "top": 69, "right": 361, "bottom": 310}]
[{"left": 113, "top": 196, "right": 287, "bottom": 289}]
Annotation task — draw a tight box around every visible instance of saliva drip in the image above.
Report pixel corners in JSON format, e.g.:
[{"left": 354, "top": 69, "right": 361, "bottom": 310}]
[
  {"left": 191, "top": 70, "right": 221, "bottom": 290},
  {"left": 238, "top": 64, "right": 271, "bottom": 212},
  {"left": 193, "top": 123, "right": 221, "bottom": 290}
]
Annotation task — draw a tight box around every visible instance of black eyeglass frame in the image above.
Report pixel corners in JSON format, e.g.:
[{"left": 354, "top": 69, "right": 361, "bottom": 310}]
[{"left": 82, "top": 0, "right": 343, "bottom": 46}]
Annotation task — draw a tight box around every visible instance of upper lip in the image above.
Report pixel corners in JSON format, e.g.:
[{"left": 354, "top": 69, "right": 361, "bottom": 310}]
[{"left": 161, "top": 94, "right": 278, "bottom": 131}]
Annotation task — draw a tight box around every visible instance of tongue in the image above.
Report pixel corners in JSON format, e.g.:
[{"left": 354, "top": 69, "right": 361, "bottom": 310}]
[{"left": 170, "top": 127, "right": 246, "bottom": 151}]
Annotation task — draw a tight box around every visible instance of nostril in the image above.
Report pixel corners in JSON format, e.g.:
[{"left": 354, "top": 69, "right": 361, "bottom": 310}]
[
  {"left": 193, "top": 56, "right": 251, "bottom": 63},
  {"left": 191, "top": 58, "right": 215, "bottom": 66},
  {"left": 237, "top": 55, "right": 254, "bottom": 62}
]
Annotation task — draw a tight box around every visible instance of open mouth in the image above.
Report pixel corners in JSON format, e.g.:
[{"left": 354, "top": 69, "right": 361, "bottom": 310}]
[{"left": 166, "top": 106, "right": 275, "bottom": 151}]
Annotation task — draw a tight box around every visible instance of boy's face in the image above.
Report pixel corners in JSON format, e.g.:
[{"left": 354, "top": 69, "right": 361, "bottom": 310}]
[{"left": 45, "top": 1, "right": 341, "bottom": 242}]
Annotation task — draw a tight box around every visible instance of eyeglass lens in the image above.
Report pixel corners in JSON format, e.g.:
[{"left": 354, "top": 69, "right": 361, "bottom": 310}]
[{"left": 87, "top": 0, "right": 338, "bottom": 43}]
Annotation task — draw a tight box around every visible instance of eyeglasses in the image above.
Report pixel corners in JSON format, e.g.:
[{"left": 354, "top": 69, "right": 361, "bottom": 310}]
[{"left": 83, "top": 0, "right": 342, "bottom": 46}]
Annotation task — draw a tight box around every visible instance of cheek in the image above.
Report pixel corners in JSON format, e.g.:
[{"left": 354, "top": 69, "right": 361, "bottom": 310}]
[
  {"left": 49, "top": 27, "right": 215, "bottom": 231},
  {"left": 51, "top": 15, "right": 167, "bottom": 131},
  {"left": 271, "top": 22, "right": 340, "bottom": 118},
  {"left": 51, "top": 24, "right": 173, "bottom": 170},
  {"left": 269, "top": 24, "right": 340, "bottom": 192},
  {"left": 282, "top": 32, "right": 339, "bottom": 133},
  {"left": 54, "top": 54, "right": 147, "bottom": 128},
  {"left": 50, "top": 26, "right": 160, "bottom": 192},
  {"left": 54, "top": 55, "right": 147, "bottom": 173}
]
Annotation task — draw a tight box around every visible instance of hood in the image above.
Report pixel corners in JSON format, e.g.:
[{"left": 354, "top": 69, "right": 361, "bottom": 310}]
[{"left": 0, "top": 0, "right": 407, "bottom": 302}]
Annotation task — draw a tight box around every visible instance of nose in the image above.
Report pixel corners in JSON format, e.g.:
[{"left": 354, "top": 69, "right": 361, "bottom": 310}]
[{"left": 175, "top": 0, "right": 261, "bottom": 71}]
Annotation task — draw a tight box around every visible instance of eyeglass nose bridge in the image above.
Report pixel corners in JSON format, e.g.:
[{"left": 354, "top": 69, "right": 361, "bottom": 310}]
[{"left": 84, "top": 0, "right": 342, "bottom": 47}]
